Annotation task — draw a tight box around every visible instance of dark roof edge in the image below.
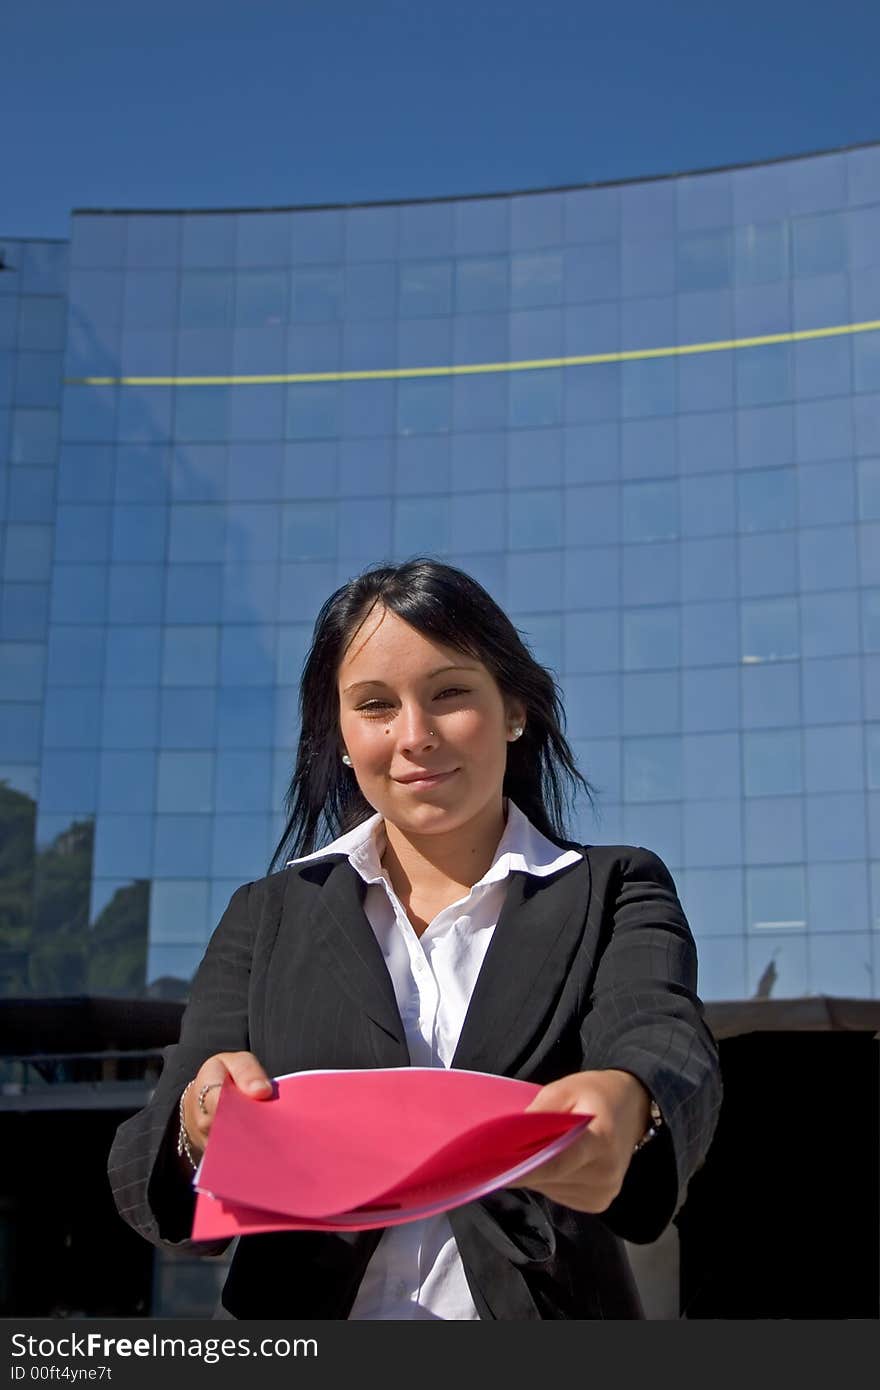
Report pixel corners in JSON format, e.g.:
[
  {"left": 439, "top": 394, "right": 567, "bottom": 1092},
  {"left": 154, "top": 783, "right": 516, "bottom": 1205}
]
[
  {"left": 71, "top": 136, "right": 880, "bottom": 219},
  {"left": 705, "top": 995, "right": 880, "bottom": 1041}
]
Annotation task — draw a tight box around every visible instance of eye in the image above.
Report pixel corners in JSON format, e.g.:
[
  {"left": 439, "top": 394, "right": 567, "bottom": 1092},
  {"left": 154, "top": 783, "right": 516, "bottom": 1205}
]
[{"left": 355, "top": 695, "right": 389, "bottom": 717}]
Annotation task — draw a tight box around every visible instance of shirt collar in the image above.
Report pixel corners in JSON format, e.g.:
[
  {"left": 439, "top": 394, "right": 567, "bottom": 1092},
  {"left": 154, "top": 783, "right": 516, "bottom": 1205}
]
[{"left": 285, "top": 797, "right": 583, "bottom": 887}]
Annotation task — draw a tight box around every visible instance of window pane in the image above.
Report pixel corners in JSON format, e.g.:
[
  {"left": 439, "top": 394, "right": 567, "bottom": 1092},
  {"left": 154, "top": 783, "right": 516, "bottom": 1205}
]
[
  {"left": 623, "top": 737, "right": 682, "bottom": 801},
  {"left": 285, "top": 384, "right": 341, "bottom": 440},
  {"left": 791, "top": 212, "right": 847, "bottom": 276},
  {"left": 683, "top": 798, "right": 742, "bottom": 867},
  {"left": 215, "top": 749, "right": 272, "bottom": 813},
  {"left": 622, "top": 481, "right": 678, "bottom": 542},
  {"left": 508, "top": 488, "right": 563, "bottom": 549},
  {"left": 736, "top": 344, "right": 792, "bottom": 406},
  {"left": 808, "top": 862, "right": 869, "bottom": 934},
  {"left": 178, "top": 272, "right": 234, "bottom": 330},
  {"left": 398, "top": 262, "right": 452, "bottom": 317},
  {"left": 344, "top": 262, "right": 396, "bottom": 320},
  {"left": 680, "top": 868, "right": 744, "bottom": 936},
  {"left": 290, "top": 268, "right": 342, "bottom": 321},
  {"left": 677, "top": 230, "right": 732, "bottom": 291},
  {"left": 805, "top": 792, "right": 867, "bottom": 862},
  {"left": 741, "top": 662, "right": 800, "bottom": 727},
  {"left": 733, "top": 222, "right": 789, "bottom": 284},
  {"left": 159, "top": 688, "right": 217, "bottom": 749},
  {"left": 393, "top": 496, "right": 451, "bottom": 555},
  {"left": 282, "top": 501, "right": 337, "bottom": 560},
  {"left": 622, "top": 608, "right": 680, "bottom": 670},
  {"left": 798, "top": 461, "right": 855, "bottom": 527},
  {"left": 162, "top": 627, "right": 219, "bottom": 685},
  {"left": 102, "top": 687, "right": 160, "bottom": 748},
  {"left": 741, "top": 598, "right": 799, "bottom": 662},
  {"left": 564, "top": 610, "right": 620, "bottom": 674},
  {"left": 156, "top": 751, "right": 214, "bottom": 813},
  {"left": 622, "top": 542, "right": 679, "bottom": 606},
  {"left": 105, "top": 627, "right": 161, "bottom": 686},
  {"left": 682, "top": 601, "right": 739, "bottom": 666},
  {"left": 805, "top": 724, "right": 865, "bottom": 793},
  {"left": 622, "top": 671, "right": 680, "bottom": 734},
  {"left": 747, "top": 932, "right": 808, "bottom": 997},
  {"left": 801, "top": 591, "right": 860, "bottom": 658},
  {"left": 174, "top": 387, "right": 229, "bottom": 443},
  {"left": 737, "top": 468, "right": 796, "bottom": 531},
  {"left": 743, "top": 729, "right": 802, "bottom": 795},
  {"left": 454, "top": 257, "right": 509, "bottom": 313},
  {"left": 682, "top": 667, "right": 739, "bottom": 732},
  {"left": 738, "top": 532, "right": 798, "bottom": 598},
  {"left": 510, "top": 252, "right": 563, "bottom": 309},
  {"left": 746, "top": 866, "right": 806, "bottom": 930},
  {"left": 681, "top": 473, "right": 735, "bottom": 537},
  {"left": 98, "top": 751, "right": 157, "bottom": 813},
  {"left": 683, "top": 732, "right": 740, "bottom": 799},
  {"left": 397, "top": 380, "right": 451, "bottom": 435},
  {"left": 802, "top": 656, "right": 862, "bottom": 725},
  {"left": 621, "top": 359, "right": 676, "bottom": 418},
  {"left": 508, "top": 370, "right": 562, "bottom": 428},
  {"left": 809, "top": 933, "right": 873, "bottom": 995}
]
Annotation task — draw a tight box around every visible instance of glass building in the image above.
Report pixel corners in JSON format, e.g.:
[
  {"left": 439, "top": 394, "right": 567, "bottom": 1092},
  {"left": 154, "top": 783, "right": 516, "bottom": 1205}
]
[{"left": 2, "top": 140, "right": 880, "bottom": 1013}]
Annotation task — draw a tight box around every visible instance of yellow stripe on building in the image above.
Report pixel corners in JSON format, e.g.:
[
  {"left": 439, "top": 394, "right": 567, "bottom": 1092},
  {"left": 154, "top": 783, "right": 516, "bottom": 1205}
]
[{"left": 65, "top": 318, "right": 880, "bottom": 387}]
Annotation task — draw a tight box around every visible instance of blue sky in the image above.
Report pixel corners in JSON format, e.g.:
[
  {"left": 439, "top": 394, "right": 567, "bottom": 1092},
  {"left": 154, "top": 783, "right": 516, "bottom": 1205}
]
[{"left": 3, "top": 0, "right": 879, "bottom": 238}]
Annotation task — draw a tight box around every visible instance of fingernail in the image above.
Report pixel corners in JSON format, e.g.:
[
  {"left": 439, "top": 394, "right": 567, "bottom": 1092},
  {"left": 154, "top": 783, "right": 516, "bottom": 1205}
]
[{"left": 248, "top": 1079, "right": 270, "bottom": 1092}]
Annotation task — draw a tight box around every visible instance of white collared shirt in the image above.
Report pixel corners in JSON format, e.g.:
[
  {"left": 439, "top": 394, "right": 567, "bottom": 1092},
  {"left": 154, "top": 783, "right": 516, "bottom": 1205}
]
[{"left": 286, "top": 797, "right": 583, "bottom": 1320}]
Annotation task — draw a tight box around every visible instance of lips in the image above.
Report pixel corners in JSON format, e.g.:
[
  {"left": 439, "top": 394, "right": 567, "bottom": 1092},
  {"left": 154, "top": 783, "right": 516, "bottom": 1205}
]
[{"left": 395, "top": 769, "right": 458, "bottom": 788}]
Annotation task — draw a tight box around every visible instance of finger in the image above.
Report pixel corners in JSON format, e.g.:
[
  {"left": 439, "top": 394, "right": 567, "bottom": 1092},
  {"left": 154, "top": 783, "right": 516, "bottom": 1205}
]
[
  {"left": 526, "top": 1150, "right": 585, "bottom": 1188},
  {"left": 184, "top": 1057, "right": 232, "bottom": 1139},
  {"left": 218, "top": 1050, "right": 273, "bottom": 1097},
  {"left": 524, "top": 1075, "right": 595, "bottom": 1115}
]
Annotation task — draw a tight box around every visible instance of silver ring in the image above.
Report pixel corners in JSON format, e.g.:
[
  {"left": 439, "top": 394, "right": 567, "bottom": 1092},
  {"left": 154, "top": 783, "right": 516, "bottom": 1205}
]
[{"left": 197, "top": 1081, "right": 223, "bottom": 1114}]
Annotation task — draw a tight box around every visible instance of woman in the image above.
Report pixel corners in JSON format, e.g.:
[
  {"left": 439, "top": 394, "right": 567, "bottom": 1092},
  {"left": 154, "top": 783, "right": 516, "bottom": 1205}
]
[{"left": 108, "top": 557, "right": 722, "bottom": 1319}]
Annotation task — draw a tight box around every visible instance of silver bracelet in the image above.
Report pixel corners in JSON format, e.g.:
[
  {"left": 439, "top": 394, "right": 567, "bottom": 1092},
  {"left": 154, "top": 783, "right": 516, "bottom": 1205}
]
[
  {"left": 177, "top": 1080, "right": 199, "bottom": 1172},
  {"left": 633, "top": 1098, "right": 663, "bottom": 1154}
]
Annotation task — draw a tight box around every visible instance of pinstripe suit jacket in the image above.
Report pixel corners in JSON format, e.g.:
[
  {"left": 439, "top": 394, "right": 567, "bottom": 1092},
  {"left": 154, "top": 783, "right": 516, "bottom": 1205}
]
[{"left": 108, "top": 841, "right": 722, "bottom": 1320}]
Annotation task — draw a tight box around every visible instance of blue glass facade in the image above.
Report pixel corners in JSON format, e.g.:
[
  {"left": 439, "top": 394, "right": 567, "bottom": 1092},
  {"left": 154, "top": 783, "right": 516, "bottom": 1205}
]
[{"left": 2, "top": 143, "right": 880, "bottom": 1003}]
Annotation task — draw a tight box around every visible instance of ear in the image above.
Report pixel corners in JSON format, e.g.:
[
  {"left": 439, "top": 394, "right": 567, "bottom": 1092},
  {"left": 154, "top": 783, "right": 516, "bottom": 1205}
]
[{"left": 504, "top": 698, "right": 527, "bottom": 731}]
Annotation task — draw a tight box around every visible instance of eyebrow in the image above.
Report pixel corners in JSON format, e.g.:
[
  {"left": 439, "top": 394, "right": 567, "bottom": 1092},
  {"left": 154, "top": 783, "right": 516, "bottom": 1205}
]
[{"left": 342, "top": 664, "right": 481, "bottom": 695}]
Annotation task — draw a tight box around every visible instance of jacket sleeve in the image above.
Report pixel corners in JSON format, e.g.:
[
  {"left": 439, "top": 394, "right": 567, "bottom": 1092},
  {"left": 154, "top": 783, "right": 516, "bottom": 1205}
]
[
  {"left": 107, "top": 879, "right": 259, "bottom": 1254},
  {"left": 578, "top": 846, "right": 723, "bottom": 1244}
]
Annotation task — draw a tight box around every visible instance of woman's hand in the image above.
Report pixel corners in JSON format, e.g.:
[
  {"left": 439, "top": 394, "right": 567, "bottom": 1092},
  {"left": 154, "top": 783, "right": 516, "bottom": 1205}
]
[
  {"left": 181, "top": 1051, "right": 272, "bottom": 1163},
  {"left": 518, "top": 1069, "right": 652, "bottom": 1214}
]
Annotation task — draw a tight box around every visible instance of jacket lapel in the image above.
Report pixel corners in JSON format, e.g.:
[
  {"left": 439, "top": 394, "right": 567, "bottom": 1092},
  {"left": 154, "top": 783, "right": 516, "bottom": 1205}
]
[
  {"left": 299, "top": 848, "right": 590, "bottom": 1078},
  {"left": 307, "top": 856, "right": 410, "bottom": 1063},
  {"left": 452, "top": 854, "right": 591, "bottom": 1076}
]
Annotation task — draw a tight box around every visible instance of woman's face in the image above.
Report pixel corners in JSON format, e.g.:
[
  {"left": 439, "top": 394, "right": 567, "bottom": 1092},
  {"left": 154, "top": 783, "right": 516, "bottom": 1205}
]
[{"left": 337, "top": 605, "right": 525, "bottom": 836}]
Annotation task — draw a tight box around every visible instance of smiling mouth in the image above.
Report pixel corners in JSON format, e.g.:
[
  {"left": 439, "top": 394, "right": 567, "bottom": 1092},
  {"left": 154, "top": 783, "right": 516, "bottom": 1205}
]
[{"left": 396, "top": 769, "right": 458, "bottom": 788}]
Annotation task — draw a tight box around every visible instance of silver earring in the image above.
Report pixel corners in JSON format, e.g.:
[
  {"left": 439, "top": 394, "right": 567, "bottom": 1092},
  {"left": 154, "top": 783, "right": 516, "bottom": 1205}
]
[
  {"left": 342, "top": 753, "right": 352, "bottom": 766},
  {"left": 511, "top": 726, "right": 523, "bottom": 738}
]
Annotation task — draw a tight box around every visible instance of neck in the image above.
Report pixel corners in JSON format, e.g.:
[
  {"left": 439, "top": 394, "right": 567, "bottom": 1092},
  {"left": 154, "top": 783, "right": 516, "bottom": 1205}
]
[{"left": 380, "top": 796, "right": 508, "bottom": 903}]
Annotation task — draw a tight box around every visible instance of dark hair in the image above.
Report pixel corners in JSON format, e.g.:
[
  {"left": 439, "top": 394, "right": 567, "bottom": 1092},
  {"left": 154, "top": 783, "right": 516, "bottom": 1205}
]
[{"left": 269, "top": 557, "right": 595, "bottom": 868}]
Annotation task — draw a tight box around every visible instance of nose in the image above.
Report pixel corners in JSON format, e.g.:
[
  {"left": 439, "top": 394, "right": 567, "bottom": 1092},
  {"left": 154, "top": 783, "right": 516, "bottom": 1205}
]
[{"left": 396, "top": 699, "right": 438, "bottom": 753}]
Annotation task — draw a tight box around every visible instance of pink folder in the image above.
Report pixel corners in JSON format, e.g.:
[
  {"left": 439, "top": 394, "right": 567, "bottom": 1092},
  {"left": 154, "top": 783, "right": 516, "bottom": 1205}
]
[{"left": 191, "top": 1067, "right": 592, "bottom": 1239}]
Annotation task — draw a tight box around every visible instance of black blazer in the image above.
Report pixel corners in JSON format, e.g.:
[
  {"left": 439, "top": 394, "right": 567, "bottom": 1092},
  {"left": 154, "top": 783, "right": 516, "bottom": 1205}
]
[{"left": 108, "top": 841, "right": 722, "bottom": 1320}]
